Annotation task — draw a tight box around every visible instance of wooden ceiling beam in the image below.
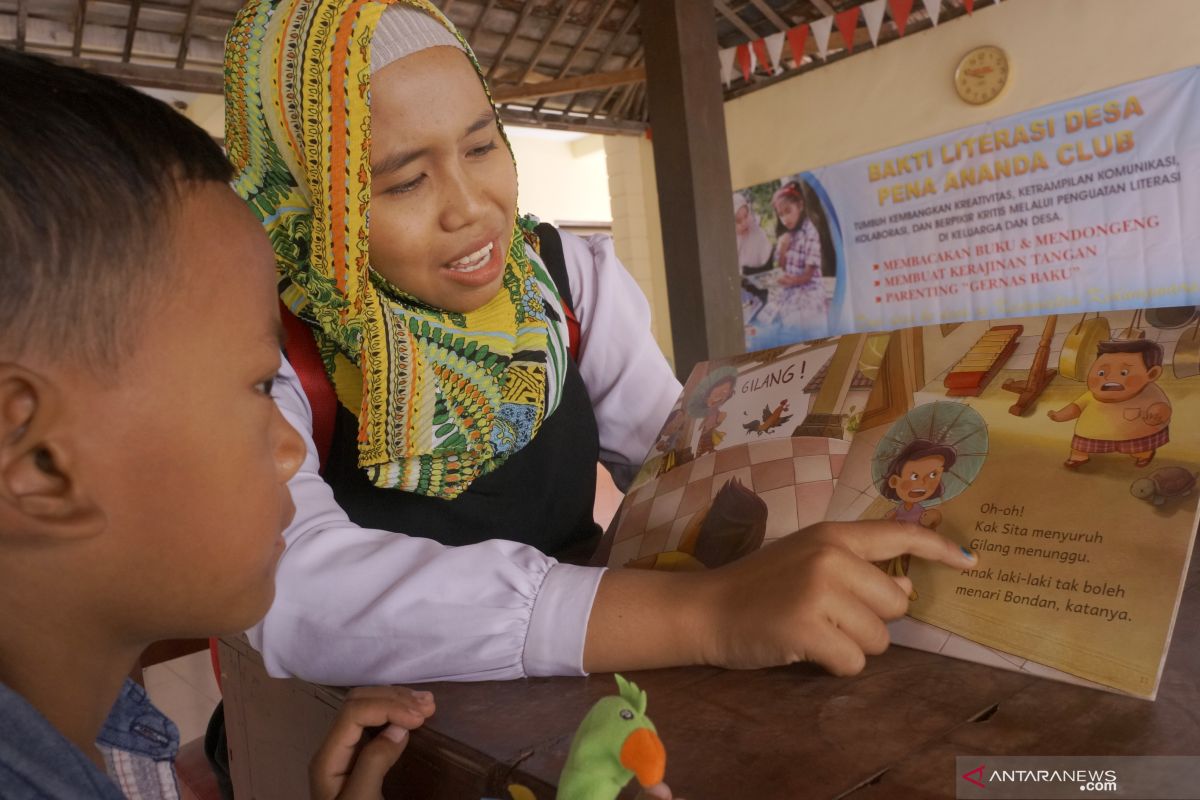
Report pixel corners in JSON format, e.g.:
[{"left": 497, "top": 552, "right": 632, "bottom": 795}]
[
  {"left": 544, "top": 0, "right": 617, "bottom": 81},
  {"left": 516, "top": 0, "right": 576, "bottom": 84},
  {"left": 175, "top": 0, "right": 199, "bottom": 69},
  {"left": 72, "top": 0, "right": 88, "bottom": 57},
  {"left": 555, "top": 2, "right": 637, "bottom": 116},
  {"left": 714, "top": 0, "right": 758, "bottom": 41},
  {"left": 492, "top": 65, "right": 644, "bottom": 103},
  {"left": 748, "top": 0, "right": 790, "bottom": 32},
  {"left": 586, "top": 46, "right": 639, "bottom": 121},
  {"left": 485, "top": 0, "right": 536, "bottom": 80},
  {"left": 47, "top": 53, "right": 222, "bottom": 93},
  {"left": 467, "top": 0, "right": 497, "bottom": 47},
  {"left": 121, "top": 0, "right": 142, "bottom": 62},
  {"left": 809, "top": 0, "right": 835, "bottom": 16},
  {"left": 16, "top": 0, "right": 27, "bottom": 50}
]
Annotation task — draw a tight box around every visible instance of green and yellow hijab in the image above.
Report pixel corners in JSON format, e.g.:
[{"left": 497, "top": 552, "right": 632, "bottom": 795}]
[{"left": 225, "top": 0, "right": 568, "bottom": 500}]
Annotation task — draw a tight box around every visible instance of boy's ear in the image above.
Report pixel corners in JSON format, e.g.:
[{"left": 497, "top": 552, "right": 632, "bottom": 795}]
[
  {"left": 0, "top": 365, "right": 104, "bottom": 540},
  {"left": 1148, "top": 365, "right": 1163, "bottom": 381}
]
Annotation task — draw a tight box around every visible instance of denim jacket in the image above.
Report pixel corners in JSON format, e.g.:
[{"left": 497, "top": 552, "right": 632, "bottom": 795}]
[{"left": 0, "top": 679, "right": 179, "bottom": 799}]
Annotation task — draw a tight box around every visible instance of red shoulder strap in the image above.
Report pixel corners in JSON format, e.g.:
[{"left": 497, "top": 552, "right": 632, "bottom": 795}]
[
  {"left": 279, "top": 302, "right": 337, "bottom": 472},
  {"left": 563, "top": 302, "right": 581, "bottom": 363}
]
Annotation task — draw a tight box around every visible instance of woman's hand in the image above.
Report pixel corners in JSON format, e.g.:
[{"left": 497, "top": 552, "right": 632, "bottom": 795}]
[
  {"left": 695, "top": 521, "right": 975, "bottom": 674},
  {"left": 309, "top": 686, "right": 436, "bottom": 800},
  {"left": 584, "top": 520, "right": 975, "bottom": 677}
]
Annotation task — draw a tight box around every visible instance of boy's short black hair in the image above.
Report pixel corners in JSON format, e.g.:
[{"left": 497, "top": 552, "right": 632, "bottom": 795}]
[
  {"left": 0, "top": 48, "right": 232, "bottom": 368},
  {"left": 1096, "top": 338, "right": 1164, "bottom": 371}
]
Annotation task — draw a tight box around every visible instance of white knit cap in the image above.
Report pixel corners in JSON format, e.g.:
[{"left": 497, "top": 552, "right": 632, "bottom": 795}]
[{"left": 371, "top": 5, "right": 465, "bottom": 74}]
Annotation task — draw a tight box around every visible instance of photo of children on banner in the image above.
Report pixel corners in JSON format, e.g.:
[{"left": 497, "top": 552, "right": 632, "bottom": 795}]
[
  {"left": 734, "top": 191, "right": 774, "bottom": 321},
  {"left": 871, "top": 402, "right": 989, "bottom": 589},
  {"left": 735, "top": 176, "right": 838, "bottom": 351}
]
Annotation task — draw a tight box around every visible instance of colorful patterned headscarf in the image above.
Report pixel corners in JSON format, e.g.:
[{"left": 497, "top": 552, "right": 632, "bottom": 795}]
[{"left": 224, "top": 0, "right": 568, "bottom": 499}]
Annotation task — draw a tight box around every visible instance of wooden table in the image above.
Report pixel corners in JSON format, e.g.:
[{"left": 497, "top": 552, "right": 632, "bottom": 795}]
[{"left": 220, "top": 566, "right": 1200, "bottom": 799}]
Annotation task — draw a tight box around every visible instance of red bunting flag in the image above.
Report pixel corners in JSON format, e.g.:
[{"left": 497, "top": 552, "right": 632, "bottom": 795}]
[
  {"left": 888, "top": 0, "right": 915, "bottom": 37},
  {"left": 835, "top": 6, "right": 860, "bottom": 53},
  {"left": 786, "top": 23, "right": 809, "bottom": 68},
  {"left": 751, "top": 38, "right": 771, "bottom": 74},
  {"left": 736, "top": 43, "right": 752, "bottom": 83},
  {"left": 963, "top": 0, "right": 974, "bottom": 13}
]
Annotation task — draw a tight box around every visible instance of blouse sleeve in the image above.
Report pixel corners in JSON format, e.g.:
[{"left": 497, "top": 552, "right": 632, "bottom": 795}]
[
  {"left": 250, "top": 357, "right": 605, "bottom": 685},
  {"left": 558, "top": 230, "right": 683, "bottom": 491}
]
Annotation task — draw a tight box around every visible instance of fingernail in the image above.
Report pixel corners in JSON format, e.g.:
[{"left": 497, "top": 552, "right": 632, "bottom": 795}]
[
  {"left": 381, "top": 724, "right": 409, "bottom": 744},
  {"left": 414, "top": 691, "right": 433, "bottom": 703},
  {"left": 961, "top": 546, "right": 976, "bottom": 561}
]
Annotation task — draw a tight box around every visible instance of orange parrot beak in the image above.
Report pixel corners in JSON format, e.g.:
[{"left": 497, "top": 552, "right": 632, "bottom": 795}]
[{"left": 619, "top": 727, "right": 666, "bottom": 787}]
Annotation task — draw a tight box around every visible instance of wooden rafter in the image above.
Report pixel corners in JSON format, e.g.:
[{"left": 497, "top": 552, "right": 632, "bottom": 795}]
[
  {"left": 491, "top": 65, "right": 644, "bottom": 103},
  {"left": 545, "top": 0, "right": 617, "bottom": 80},
  {"left": 809, "top": 0, "right": 835, "bottom": 16},
  {"left": 16, "top": 0, "right": 27, "bottom": 50},
  {"left": 485, "top": 0, "right": 536, "bottom": 80},
  {"left": 48, "top": 54, "right": 222, "bottom": 93},
  {"left": 467, "top": 0, "right": 497, "bottom": 47},
  {"left": 713, "top": 0, "right": 757, "bottom": 41},
  {"left": 121, "top": 0, "right": 142, "bottom": 62},
  {"left": 559, "top": 2, "right": 637, "bottom": 117},
  {"left": 748, "top": 0, "right": 789, "bottom": 32},
  {"left": 606, "top": 51, "right": 643, "bottom": 118},
  {"left": 587, "top": 45, "right": 639, "bottom": 121},
  {"left": 175, "top": 0, "right": 200, "bottom": 69},
  {"left": 72, "top": 0, "right": 88, "bottom": 57},
  {"left": 516, "top": 0, "right": 575, "bottom": 84}
]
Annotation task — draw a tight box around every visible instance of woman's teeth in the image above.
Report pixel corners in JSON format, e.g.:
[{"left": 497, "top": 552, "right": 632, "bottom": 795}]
[{"left": 448, "top": 241, "right": 493, "bottom": 272}]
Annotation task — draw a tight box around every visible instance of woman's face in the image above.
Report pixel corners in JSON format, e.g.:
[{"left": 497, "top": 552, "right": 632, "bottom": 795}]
[
  {"left": 368, "top": 46, "right": 517, "bottom": 313},
  {"left": 775, "top": 196, "right": 804, "bottom": 231},
  {"left": 734, "top": 204, "right": 751, "bottom": 235},
  {"left": 888, "top": 454, "right": 946, "bottom": 503}
]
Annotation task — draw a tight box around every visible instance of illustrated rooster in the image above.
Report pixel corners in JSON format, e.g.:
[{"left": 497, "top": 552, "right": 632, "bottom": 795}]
[{"left": 743, "top": 399, "right": 792, "bottom": 435}]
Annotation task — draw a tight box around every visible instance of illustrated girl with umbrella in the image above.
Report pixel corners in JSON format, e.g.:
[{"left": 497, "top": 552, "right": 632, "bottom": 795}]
[{"left": 872, "top": 402, "right": 989, "bottom": 585}]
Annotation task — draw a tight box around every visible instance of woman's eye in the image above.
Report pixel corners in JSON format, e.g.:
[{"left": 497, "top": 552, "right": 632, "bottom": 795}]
[
  {"left": 468, "top": 140, "right": 498, "bottom": 158},
  {"left": 256, "top": 377, "right": 277, "bottom": 396},
  {"left": 389, "top": 175, "right": 425, "bottom": 194}
]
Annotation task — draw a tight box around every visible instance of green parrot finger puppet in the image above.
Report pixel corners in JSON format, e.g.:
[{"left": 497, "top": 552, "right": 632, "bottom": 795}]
[{"left": 556, "top": 675, "right": 668, "bottom": 800}]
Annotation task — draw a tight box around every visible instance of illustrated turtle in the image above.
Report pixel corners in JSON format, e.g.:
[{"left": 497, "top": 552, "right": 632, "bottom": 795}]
[{"left": 1130, "top": 467, "right": 1198, "bottom": 506}]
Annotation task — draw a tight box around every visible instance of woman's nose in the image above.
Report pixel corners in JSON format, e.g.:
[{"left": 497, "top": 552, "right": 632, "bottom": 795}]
[{"left": 438, "top": 166, "right": 485, "bottom": 231}]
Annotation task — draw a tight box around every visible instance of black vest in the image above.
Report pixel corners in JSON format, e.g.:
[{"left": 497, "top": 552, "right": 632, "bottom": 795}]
[{"left": 320, "top": 225, "right": 602, "bottom": 560}]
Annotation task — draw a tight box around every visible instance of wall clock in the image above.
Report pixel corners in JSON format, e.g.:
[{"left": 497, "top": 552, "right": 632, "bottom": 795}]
[{"left": 954, "top": 45, "right": 1009, "bottom": 105}]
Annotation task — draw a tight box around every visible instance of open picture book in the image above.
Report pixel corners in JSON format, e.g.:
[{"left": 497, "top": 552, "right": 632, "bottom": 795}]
[{"left": 602, "top": 309, "right": 1200, "bottom": 699}]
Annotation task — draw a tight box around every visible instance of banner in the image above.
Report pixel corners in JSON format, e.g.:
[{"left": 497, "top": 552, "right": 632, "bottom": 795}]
[{"left": 732, "top": 66, "right": 1200, "bottom": 350}]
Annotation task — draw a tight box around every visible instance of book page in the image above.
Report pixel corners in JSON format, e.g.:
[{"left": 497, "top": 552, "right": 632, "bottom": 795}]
[
  {"left": 828, "top": 310, "right": 1200, "bottom": 698},
  {"left": 606, "top": 334, "right": 888, "bottom": 572}
]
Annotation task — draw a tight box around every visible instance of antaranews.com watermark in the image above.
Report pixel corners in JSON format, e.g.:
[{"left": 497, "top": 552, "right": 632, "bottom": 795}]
[{"left": 956, "top": 756, "right": 1200, "bottom": 799}]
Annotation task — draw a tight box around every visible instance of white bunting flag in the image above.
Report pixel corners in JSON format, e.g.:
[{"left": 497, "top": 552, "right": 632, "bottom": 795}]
[
  {"left": 718, "top": 46, "right": 737, "bottom": 87},
  {"left": 811, "top": 15, "right": 834, "bottom": 59},
  {"left": 860, "top": 0, "right": 887, "bottom": 45},
  {"left": 922, "top": 0, "right": 943, "bottom": 25},
  {"left": 765, "top": 32, "right": 787, "bottom": 75}
]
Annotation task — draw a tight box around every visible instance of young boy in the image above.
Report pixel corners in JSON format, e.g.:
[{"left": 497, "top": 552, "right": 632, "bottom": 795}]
[
  {"left": 1048, "top": 339, "right": 1172, "bottom": 468},
  {"left": 0, "top": 49, "right": 432, "bottom": 799}
]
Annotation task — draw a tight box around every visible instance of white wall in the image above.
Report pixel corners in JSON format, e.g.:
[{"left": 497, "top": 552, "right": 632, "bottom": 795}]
[{"left": 725, "top": 0, "right": 1200, "bottom": 189}]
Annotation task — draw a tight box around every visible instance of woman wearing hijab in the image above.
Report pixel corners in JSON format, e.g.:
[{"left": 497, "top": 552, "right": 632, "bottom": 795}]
[
  {"left": 733, "top": 191, "right": 774, "bottom": 327},
  {"left": 222, "top": 0, "right": 974, "bottom": 699}
]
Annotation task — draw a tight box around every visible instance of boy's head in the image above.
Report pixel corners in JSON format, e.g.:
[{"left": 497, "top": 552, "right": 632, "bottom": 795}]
[
  {"left": 0, "top": 50, "right": 304, "bottom": 643},
  {"left": 1087, "top": 339, "right": 1164, "bottom": 403}
]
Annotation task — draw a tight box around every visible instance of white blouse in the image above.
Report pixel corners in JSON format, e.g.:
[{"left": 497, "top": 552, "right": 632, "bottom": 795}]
[{"left": 250, "top": 231, "right": 682, "bottom": 685}]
